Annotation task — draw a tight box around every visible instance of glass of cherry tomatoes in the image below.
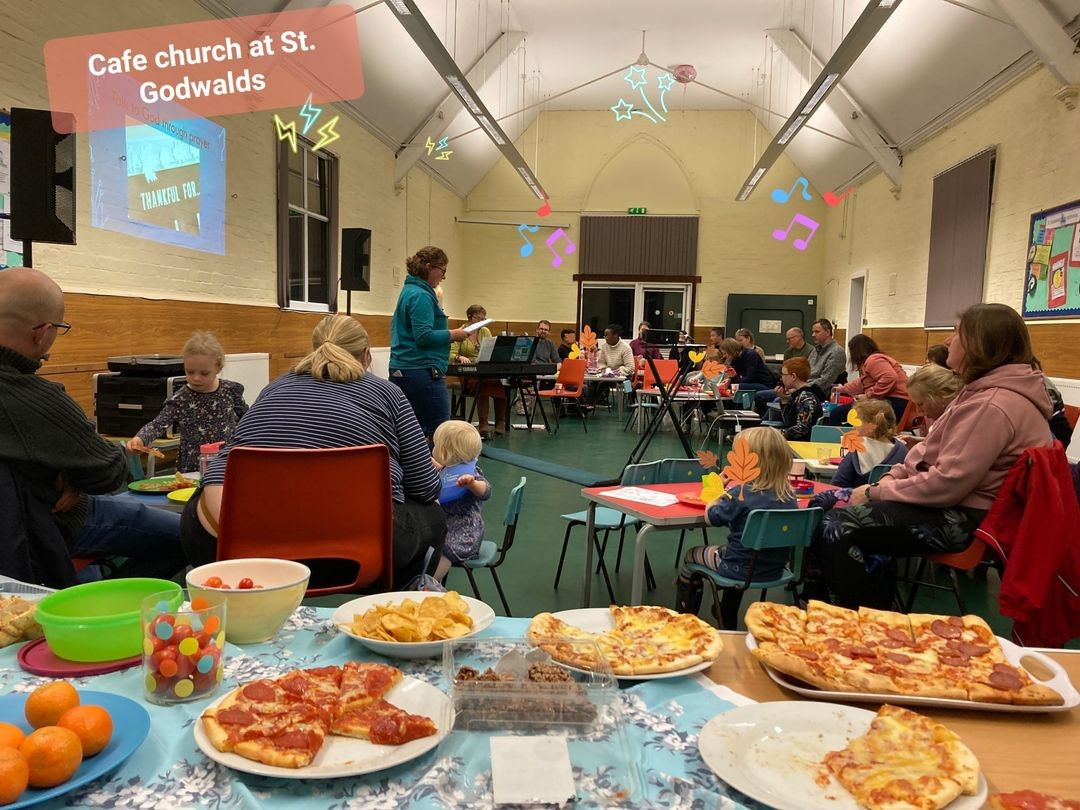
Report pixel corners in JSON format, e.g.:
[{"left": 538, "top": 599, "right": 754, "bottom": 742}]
[{"left": 140, "top": 590, "right": 227, "bottom": 705}]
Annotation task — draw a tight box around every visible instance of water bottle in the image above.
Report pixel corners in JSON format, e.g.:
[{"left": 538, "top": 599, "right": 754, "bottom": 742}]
[{"left": 199, "top": 441, "right": 224, "bottom": 478}]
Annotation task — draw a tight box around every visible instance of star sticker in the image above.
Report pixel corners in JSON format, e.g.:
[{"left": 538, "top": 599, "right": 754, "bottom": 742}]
[
  {"left": 611, "top": 99, "right": 635, "bottom": 121},
  {"left": 624, "top": 65, "right": 648, "bottom": 90},
  {"left": 657, "top": 72, "right": 675, "bottom": 92}
]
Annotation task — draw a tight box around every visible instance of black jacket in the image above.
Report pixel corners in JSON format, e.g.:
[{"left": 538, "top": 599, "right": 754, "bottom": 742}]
[{"left": 0, "top": 460, "right": 78, "bottom": 588}]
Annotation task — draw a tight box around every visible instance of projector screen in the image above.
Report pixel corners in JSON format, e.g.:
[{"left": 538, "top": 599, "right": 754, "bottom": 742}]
[{"left": 88, "top": 75, "right": 225, "bottom": 254}]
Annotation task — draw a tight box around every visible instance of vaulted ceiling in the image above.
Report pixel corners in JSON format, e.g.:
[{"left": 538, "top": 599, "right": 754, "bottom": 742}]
[{"left": 205, "top": 0, "right": 1080, "bottom": 197}]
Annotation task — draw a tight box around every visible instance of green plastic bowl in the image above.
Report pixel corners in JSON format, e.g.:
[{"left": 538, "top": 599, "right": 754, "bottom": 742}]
[{"left": 35, "top": 578, "right": 183, "bottom": 662}]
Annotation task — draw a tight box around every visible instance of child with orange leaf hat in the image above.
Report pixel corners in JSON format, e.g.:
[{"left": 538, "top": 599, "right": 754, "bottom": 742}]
[
  {"left": 831, "top": 399, "right": 907, "bottom": 489},
  {"left": 674, "top": 427, "right": 798, "bottom": 628}
]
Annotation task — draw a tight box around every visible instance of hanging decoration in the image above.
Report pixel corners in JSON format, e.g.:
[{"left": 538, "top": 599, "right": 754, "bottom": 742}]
[{"left": 611, "top": 66, "right": 675, "bottom": 124}]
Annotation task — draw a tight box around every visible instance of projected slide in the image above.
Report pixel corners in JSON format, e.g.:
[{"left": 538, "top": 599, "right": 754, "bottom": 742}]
[{"left": 89, "top": 74, "right": 225, "bottom": 254}]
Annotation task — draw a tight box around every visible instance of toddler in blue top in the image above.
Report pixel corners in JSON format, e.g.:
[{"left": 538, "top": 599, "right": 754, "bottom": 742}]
[
  {"left": 675, "top": 426, "right": 798, "bottom": 628},
  {"left": 431, "top": 420, "right": 492, "bottom": 581}
]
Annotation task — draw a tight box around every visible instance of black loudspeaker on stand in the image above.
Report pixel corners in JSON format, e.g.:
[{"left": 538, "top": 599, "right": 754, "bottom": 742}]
[
  {"left": 11, "top": 108, "right": 77, "bottom": 247},
  {"left": 340, "top": 227, "right": 371, "bottom": 313}
]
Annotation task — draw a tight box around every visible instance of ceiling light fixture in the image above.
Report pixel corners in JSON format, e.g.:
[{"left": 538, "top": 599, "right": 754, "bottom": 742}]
[
  {"left": 387, "top": 0, "right": 547, "bottom": 200},
  {"left": 735, "top": 0, "right": 904, "bottom": 201}
]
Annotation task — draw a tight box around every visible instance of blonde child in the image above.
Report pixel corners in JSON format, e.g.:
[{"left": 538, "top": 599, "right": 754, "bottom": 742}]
[
  {"left": 831, "top": 398, "right": 908, "bottom": 488},
  {"left": 674, "top": 427, "right": 798, "bottom": 628},
  {"left": 431, "top": 420, "right": 492, "bottom": 580},
  {"left": 127, "top": 331, "right": 248, "bottom": 473}
]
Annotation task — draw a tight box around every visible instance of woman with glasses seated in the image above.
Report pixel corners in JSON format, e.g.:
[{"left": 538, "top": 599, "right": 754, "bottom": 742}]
[
  {"left": 388, "top": 247, "right": 470, "bottom": 438},
  {"left": 181, "top": 315, "right": 445, "bottom": 588}
]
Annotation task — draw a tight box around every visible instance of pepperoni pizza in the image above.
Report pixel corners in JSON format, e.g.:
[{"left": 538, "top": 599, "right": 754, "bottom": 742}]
[
  {"left": 746, "top": 601, "right": 1064, "bottom": 706},
  {"left": 201, "top": 662, "right": 437, "bottom": 768}
]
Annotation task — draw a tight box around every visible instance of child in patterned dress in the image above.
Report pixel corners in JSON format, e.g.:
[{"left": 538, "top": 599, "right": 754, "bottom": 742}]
[
  {"left": 431, "top": 420, "right": 492, "bottom": 581},
  {"left": 127, "top": 331, "right": 248, "bottom": 473}
]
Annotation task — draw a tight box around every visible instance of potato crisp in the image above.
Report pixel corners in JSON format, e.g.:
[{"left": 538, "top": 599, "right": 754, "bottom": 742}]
[{"left": 343, "top": 592, "right": 474, "bottom": 643}]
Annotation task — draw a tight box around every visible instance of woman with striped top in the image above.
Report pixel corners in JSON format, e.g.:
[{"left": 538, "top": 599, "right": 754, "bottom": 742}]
[{"left": 179, "top": 315, "right": 445, "bottom": 587}]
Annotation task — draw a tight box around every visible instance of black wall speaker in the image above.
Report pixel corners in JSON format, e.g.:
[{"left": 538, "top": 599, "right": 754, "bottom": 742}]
[
  {"left": 341, "top": 228, "right": 372, "bottom": 291},
  {"left": 10, "top": 108, "right": 77, "bottom": 245}
]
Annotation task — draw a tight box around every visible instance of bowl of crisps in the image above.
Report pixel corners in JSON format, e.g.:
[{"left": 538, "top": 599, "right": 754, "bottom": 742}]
[{"left": 331, "top": 591, "right": 496, "bottom": 659}]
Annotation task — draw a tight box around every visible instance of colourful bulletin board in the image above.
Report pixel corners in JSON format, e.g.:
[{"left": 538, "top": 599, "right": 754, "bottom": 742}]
[
  {"left": 1023, "top": 197, "right": 1080, "bottom": 318},
  {"left": 0, "top": 109, "right": 26, "bottom": 269}
]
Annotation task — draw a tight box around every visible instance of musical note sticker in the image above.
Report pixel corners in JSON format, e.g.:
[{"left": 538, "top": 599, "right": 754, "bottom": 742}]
[
  {"left": 823, "top": 186, "right": 854, "bottom": 207},
  {"left": 772, "top": 214, "right": 819, "bottom": 251},
  {"left": 770, "top": 176, "right": 813, "bottom": 204},
  {"left": 537, "top": 200, "right": 551, "bottom": 218},
  {"left": 517, "top": 223, "right": 539, "bottom": 258},
  {"left": 545, "top": 228, "right": 576, "bottom": 268}
]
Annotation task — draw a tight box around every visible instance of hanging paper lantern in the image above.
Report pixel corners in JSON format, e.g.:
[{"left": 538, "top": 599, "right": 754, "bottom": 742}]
[{"left": 672, "top": 64, "right": 697, "bottom": 84}]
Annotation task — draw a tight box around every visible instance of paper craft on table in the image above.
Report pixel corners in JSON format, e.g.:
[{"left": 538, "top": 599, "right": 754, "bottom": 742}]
[
  {"left": 463, "top": 318, "right": 494, "bottom": 334},
  {"left": 490, "top": 736, "right": 575, "bottom": 806},
  {"left": 601, "top": 486, "right": 679, "bottom": 506}
]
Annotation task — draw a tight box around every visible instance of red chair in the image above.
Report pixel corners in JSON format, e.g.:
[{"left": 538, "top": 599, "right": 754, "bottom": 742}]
[
  {"left": 896, "top": 399, "right": 918, "bottom": 433},
  {"left": 216, "top": 445, "right": 393, "bottom": 595},
  {"left": 538, "top": 359, "right": 588, "bottom": 434},
  {"left": 901, "top": 538, "right": 996, "bottom": 614},
  {"left": 640, "top": 359, "right": 680, "bottom": 392},
  {"left": 1065, "top": 404, "right": 1079, "bottom": 433}
]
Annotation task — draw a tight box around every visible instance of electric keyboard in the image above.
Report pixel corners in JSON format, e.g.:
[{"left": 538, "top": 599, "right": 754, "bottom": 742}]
[{"left": 452, "top": 362, "right": 557, "bottom": 376}]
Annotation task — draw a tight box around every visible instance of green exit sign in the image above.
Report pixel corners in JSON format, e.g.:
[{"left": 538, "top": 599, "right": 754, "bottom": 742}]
[{"left": 627, "top": 207, "right": 647, "bottom": 215}]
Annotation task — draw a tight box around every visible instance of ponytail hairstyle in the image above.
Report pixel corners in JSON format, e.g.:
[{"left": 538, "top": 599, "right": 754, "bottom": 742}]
[
  {"left": 406, "top": 246, "right": 448, "bottom": 282},
  {"left": 852, "top": 398, "right": 897, "bottom": 441},
  {"left": 293, "top": 315, "right": 369, "bottom": 382}
]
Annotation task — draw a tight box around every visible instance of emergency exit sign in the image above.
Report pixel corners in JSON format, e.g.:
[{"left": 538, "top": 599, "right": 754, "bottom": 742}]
[{"left": 627, "top": 207, "right": 647, "bottom": 215}]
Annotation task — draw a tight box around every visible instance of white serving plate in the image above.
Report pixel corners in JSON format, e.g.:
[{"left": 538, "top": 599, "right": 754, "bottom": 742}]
[
  {"left": 194, "top": 676, "right": 452, "bottom": 779},
  {"left": 745, "top": 634, "right": 1079, "bottom": 713},
  {"left": 532, "top": 608, "right": 719, "bottom": 681},
  {"left": 698, "top": 701, "right": 988, "bottom": 810},
  {"left": 332, "top": 592, "right": 496, "bottom": 659}
]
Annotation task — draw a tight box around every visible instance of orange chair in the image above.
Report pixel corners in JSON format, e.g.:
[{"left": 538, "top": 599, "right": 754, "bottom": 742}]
[
  {"left": 538, "top": 358, "right": 588, "bottom": 434},
  {"left": 640, "top": 359, "right": 680, "bottom": 392},
  {"left": 216, "top": 445, "right": 393, "bottom": 595},
  {"left": 901, "top": 537, "right": 998, "bottom": 614},
  {"left": 1065, "top": 404, "right": 1079, "bottom": 433},
  {"left": 896, "top": 399, "right": 918, "bottom": 433}
]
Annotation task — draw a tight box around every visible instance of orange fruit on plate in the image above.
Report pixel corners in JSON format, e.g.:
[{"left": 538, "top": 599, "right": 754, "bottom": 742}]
[
  {"left": 0, "top": 724, "right": 24, "bottom": 751},
  {"left": 0, "top": 746, "right": 29, "bottom": 804},
  {"left": 24, "top": 681, "right": 80, "bottom": 729},
  {"left": 57, "top": 705, "right": 113, "bottom": 757},
  {"left": 19, "top": 726, "right": 82, "bottom": 788}
]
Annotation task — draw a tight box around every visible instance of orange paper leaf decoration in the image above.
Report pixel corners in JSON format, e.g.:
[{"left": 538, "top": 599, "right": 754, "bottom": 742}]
[
  {"left": 697, "top": 450, "right": 719, "bottom": 469},
  {"left": 723, "top": 435, "right": 761, "bottom": 499},
  {"left": 579, "top": 325, "right": 598, "bottom": 349},
  {"left": 702, "top": 360, "right": 724, "bottom": 380},
  {"left": 840, "top": 431, "right": 866, "bottom": 453}
]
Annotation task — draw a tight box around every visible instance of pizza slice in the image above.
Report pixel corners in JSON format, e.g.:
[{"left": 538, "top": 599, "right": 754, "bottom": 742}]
[
  {"left": 989, "top": 790, "right": 1080, "bottom": 810},
  {"left": 743, "top": 601, "right": 807, "bottom": 643},
  {"left": 337, "top": 661, "right": 402, "bottom": 711},
  {"left": 822, "top": 704, "right": 981, "bottom": 810},
  {"left": 332, "top": 698, "right": 438, "bottom": 744}
]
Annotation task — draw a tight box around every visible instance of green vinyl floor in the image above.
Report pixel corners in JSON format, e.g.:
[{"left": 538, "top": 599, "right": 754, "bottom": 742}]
[{"left": 307, "top": 401, "right": 1069, "bottom": 646}]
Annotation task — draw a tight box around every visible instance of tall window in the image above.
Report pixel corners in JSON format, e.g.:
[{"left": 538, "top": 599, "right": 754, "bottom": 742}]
[{"left": 276, "top": 136, "right": 339, "bottom": 311}]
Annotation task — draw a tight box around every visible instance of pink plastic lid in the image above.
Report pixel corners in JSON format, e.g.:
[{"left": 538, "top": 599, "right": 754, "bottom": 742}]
[
  {"left": 200, "top": 441, "right": 225, "bottom": 454},
  {"left": 18, "top": 636, "right": 141, "bottom": 677}
]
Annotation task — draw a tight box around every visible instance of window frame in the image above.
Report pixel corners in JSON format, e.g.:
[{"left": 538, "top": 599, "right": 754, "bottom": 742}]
[{"left": 276, "top": 135, "right": 340, "bottom": 312}]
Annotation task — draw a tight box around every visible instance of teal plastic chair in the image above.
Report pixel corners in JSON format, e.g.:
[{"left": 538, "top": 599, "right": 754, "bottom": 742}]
[
  {"left": 685, "top": 507, "right": 823, "bottom": 629},
  {"left": 810, "top": 425, "right": 848, "bottom": 443},
  {"left": 454, "top": 477, "right": 526, "bottom": 616},
  {"left": 733, "top": 390, "right": 755, "bottom": 409},
  {"left": 868, "top": 464, "right": 892, "bottom": 484},
  {"left": 622, "top": 379, "right": 659, "bottom": 432}
]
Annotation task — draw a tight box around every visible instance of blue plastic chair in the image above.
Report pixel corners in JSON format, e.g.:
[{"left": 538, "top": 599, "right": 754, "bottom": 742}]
[
  {"left": 685, "top": 507, "right": 823, "bottom": 629},
  {"left": 454, "top": 477, "right": 526, "bottom": 616},
  {"left": 810, "top": 425, "right": 848, "bottom": 443},
  {"left": 868, "top": 463, "right": 892, "bottom": 484},
  {"left": 733, "top": 390, "right": 755, "bottom": 410},
  {"left": 622, "top": 379, "right": 659, "bottom": 432}
]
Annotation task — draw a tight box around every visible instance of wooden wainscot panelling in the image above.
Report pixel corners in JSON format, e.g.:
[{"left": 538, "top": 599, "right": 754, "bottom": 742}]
[
  {"left": 39, "top": 293, "right": 392, "bottom": 416},
  {"left": 1029, "top": 322, "right": 1080, "bottom": 380},
  {"left": 863, "top": 327, "right": 930, "bottom": 366}
]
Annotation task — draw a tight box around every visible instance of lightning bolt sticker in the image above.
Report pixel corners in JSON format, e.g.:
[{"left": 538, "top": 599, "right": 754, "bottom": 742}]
[
  {"left": 312, "top": 115, "right": 340, "bottom": 152},
  {"left": 298, "top": 94, "right": 323, "bottom": 135},
  {"left": 434, "top": 150, "right": 453, "bottom": 160},
  {"left": 436, "top": 136, "right": 449, "bottom": 152},
  {"left": 425, "top": 137, "right": 436, "bottom": 155},
  {"left": 274, "top": 114, "right": 298, "bottom": 153}
]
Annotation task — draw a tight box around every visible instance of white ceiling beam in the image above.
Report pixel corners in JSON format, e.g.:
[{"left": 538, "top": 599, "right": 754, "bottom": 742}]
[
  {"left": 766, "top": 27, "right": 903, "bottom": 189},
  {"left": 992, "top": 0, "right": 1080, "bottom": 105},
  {"left": 394, "top": 30, "right": 525, "bottom": 183}
]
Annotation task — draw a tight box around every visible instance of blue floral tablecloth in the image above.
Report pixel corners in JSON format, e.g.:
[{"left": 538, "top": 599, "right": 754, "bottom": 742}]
[{"left": 0, "top": 610, "right": 763, "bottom": 809}]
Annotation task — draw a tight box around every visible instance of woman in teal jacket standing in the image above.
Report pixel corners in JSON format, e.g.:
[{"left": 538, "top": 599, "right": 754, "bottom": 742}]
[{"left": 390, "top": 246, "right": 469, "bottom": 437}]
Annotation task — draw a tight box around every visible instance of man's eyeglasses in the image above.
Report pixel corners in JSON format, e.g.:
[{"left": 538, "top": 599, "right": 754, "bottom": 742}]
[{"left": 32, "top": 322, "right": 72, "bottom": 335}]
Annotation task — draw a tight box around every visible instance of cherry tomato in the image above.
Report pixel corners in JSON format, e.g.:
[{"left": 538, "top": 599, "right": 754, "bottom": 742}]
[
  {"left": 203, "top": 576, "right": 224, "bottom": 588},
  {"left": 172, "top": 624, "right": 194, "bottom": 643},
  {"left": 238, "top": 578, "right": 255, "bottom": 589},
  {"left": 220, "top": 584, "right": 231, "bottom": 589},
  {"left": 151, "top": 647, "right": 177, "bottom": 670}
]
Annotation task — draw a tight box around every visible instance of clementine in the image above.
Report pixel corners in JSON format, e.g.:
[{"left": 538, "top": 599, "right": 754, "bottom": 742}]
[
  {"left": 24, "top": 681, "right": 80, "bottom": 730},
  {"left": 57, "top": 705, "right": 113, "bottom": 757},
  {"left": 0, "top": 746, "right": 28, "bottom": 805},
  {"left": 0, "top": 724, "right": 24, "bottom": 751},
  {"left": 19, "top": 726, "right": 82, "bottom": 788}
]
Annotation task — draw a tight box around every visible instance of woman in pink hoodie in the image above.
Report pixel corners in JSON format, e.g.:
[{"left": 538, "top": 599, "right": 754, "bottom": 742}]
[
  {"left": 828, "top": 335, "right": 909, "bottom": 425},
  {"left": 808, "top": 304, "right": 1054, "bottom": 609}
]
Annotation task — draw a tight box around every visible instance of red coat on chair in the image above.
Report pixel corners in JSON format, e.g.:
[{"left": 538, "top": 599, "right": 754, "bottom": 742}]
[{"left": 976, "top": 443, "right": 1080, "bottom": 648}]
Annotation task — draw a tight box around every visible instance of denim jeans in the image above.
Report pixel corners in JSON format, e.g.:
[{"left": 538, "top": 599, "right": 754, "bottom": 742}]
[
  {"left": 390, "top": 368, "right": 450, "bottom": 437},
  {"left": 74, "top": 495, "right": 186, "bottom": 580}
]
